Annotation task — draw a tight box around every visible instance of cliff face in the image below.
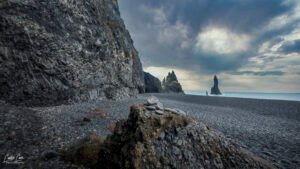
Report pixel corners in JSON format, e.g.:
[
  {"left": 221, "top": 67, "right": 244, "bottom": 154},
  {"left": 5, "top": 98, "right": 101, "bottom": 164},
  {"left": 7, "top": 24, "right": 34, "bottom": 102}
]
[
  {"left": 162, "top": 71, "right": 184, "bottom": 93},
  {"left": 211, "top": 75, "right": 222, "bottom": 95},
  {"left": 0, "top": 0, "right": 144, "bottom": 106},
  {"left": 144, "top": 72, "right": 162, "bottom": 93}
]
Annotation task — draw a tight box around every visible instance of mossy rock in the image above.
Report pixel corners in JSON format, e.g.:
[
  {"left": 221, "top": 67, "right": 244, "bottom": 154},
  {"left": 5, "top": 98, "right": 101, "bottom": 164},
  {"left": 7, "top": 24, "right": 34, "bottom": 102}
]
[{"left": 61, "top": 134, "right": 104, "bottom": 168}]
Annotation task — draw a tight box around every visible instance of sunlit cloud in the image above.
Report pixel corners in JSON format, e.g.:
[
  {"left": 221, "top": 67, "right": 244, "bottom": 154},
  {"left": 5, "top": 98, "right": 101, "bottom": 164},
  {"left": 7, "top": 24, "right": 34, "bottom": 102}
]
[{"left": 195, "top": 27, "right": 250, "bottom": 55}]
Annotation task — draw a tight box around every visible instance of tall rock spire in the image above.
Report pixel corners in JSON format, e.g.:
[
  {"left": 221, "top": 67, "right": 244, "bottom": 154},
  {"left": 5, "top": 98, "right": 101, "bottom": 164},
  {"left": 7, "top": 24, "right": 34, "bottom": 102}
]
[
  {"left": 162, "top": 71, "right": 184, "bottom": 93},
  {"left": 211, "top": 75, "right": 222, "bottom": 95}
]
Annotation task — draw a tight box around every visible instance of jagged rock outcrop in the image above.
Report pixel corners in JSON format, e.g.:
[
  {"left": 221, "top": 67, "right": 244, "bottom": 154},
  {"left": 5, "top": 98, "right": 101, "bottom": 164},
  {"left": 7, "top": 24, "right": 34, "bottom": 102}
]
[
  {"left": 63, "top": 101, "right": 275, "bottom": 169},
  {"left": 0, "top": 0, "right": 144, "bottom": 106},
  {"left": 144, "top": 72, "right": 162, "bottom": 93},
  {"left": 162, "top": 71, "right": 184, "bottom": 93},
  {"left": 211, "top": 75, "right": 222, "bottom": 95}
]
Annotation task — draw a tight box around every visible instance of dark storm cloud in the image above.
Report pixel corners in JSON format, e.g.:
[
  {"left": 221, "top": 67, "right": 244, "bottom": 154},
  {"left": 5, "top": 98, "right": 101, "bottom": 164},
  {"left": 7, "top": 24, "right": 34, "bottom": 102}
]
[
  {"left": 230, "top": 70, "right": 286, "bottom": 76},
  {"left": 120, "top": 0, "right": 290, "bottom": 33},
  {"left": 118, "top": 0, "right": 296, "bottom": 73},
  {"left": 190, "top": 52, "right": 251, "bottom": 73},
  {"left": 171, "top": 0, "right": 290, "bottom": 33}
]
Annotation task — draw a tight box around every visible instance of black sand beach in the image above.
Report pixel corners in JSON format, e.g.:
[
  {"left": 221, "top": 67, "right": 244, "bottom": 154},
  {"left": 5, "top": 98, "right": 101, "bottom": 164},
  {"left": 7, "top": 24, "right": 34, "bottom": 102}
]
[
  {"left": 0, "top": 94, "right": 299, "bottom": 169},
  {"left": 151, "top": 94, "right": 300, "bottom": 169}
]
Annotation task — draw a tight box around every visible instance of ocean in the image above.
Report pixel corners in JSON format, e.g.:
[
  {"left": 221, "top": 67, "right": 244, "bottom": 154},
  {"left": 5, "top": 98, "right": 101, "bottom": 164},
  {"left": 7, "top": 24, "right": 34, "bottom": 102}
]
[{"left": 185, "top": 91, "right": 300, "bottom": 102}]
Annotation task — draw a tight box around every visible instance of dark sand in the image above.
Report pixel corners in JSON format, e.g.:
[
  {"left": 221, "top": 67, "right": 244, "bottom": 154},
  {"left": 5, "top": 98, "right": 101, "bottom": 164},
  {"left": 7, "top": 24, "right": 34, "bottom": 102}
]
[
  {"left": 0, "top": 94, "right": 299, "bottom": 169},
  {"left": 150, "top": 94, "right": 300, "bottom": 169}
]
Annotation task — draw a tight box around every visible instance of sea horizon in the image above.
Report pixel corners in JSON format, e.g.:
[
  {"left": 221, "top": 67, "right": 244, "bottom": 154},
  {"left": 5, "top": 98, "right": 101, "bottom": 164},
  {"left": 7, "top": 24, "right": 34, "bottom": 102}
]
[{"left": 185, "top": 90, "right": 300, "bottom": 102}]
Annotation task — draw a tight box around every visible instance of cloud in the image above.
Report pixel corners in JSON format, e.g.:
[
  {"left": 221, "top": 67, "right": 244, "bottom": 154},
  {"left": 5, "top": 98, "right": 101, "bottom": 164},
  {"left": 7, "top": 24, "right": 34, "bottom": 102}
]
[
  {"left": 263, "top": 0, "right": 300, "bottom": 32},
  {"left": 279, "top": 40, "right": 300, "bottom": 53},
  {"left": 158, "top": 21, "right": 191, "bottom": 49},
  {"left": 195, "top": 27, "right": 250, "bottom": 55},
  {"left": 119, "top": 0, "right": 293, "bottom": 73},
  {"left": 119, "top": 0, "right": 300, "bottom": 92},
  {"left": 230, "top": 70, "right": 285, "bottom": 76}
]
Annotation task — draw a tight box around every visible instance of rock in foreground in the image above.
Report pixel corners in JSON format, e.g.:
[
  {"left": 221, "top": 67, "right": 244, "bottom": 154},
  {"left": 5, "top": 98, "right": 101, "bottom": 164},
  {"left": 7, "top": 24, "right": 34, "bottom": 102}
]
[
  {"left": 0, "top": 0, "right": 144, "bottom": 106},
  {"left": 63, "top": 104, "right": 275, "bottom": 169}
]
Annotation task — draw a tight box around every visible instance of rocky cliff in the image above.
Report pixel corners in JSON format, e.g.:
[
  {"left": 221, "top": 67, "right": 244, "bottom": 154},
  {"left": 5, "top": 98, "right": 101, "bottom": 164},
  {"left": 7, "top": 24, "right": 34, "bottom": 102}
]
[
  {"left": 162, "top": 71, "right": 184, "bottom": 93},
  {"left": 0, "top": 0, "right": 144, "bottom": 106},
  {"left": 211, "top": 75, "right": 222, "bottom": 95},
  {"left": 144, "top": 72, "right": 162, "bottom": 93}
]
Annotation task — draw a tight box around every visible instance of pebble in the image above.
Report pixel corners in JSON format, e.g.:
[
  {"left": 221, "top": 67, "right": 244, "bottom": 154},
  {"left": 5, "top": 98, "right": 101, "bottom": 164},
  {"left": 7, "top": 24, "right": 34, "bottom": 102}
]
[
  {"left": 173, "top": 146, "right": 181, "bottom": 155},
  {"left": 147, "top": 96, "right": 160, "bottom": 105},
  {"left": 83, "top": 117, "right": 91, "bottom": 122},
  {"left": 165, "top": 108, "right": 175, "bottom": 112},
  {"left": 155, "top": 102, "right": 164, "bottom": 110},
  {"left": 159, "top": 132, "right": 165, "bottom": 139},
  {"left": 146, "top": 106, "right": 156, "bottom": 110},
  {"left": 42, "top": 151, "right": 59, "bottom": 160},
  {"left": 0, "top": 126, "right": 4, "bottom": 133},
  {"left": 155, "top": 110, "right": 164, "bottom": 115},
  {"left": 165, "top": 108, "right": 187, "bottom": 116},
  {"left": 184, "top": 150, "right": 194, "bottom": 160},
  {"left": 145, "top": 111, "right": 151, "bottom": 118},
  {"left": 175, "top": 109, "right": 187, "bottom": 116},
  {"left": 177, "top": 139, "right": 183, "bottom": 146}
]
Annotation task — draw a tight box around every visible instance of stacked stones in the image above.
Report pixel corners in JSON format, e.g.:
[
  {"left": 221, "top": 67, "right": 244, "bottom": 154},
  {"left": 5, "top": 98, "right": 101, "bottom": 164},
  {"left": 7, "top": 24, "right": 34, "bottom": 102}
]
[{"left": 146, "top": 96, "right": 187, "bottom": 116}]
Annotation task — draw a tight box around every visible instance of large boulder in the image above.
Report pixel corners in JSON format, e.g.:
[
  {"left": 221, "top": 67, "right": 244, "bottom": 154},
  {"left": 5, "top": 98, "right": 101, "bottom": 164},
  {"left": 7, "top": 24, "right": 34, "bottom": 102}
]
[
  {"left": 162, "top": 71, "right": 184, "bottom": 93},
  {"left": 144, "top": 72, "right": 162, "bottom": 93},
  {"left": 63, "top": 103, "right": 275, "bottom": 169},
  {"left": 211, "top": 75, "right": 222, "bottom": 95},
  {"left": 0, "top": 0, "right": 144, "bottom": 106}
]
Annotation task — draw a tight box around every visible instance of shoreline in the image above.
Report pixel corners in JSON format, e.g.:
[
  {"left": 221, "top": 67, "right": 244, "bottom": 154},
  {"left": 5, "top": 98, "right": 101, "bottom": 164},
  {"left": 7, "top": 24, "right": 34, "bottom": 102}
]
[
  {"left": 184, "top": 93, "right": 300, "bottom": 102},
  {"left": 153, "top": 93, "right": 300, "bottom": 121},
  {"left": 185, "top": 91, "right": 300, "bottom": 102}
]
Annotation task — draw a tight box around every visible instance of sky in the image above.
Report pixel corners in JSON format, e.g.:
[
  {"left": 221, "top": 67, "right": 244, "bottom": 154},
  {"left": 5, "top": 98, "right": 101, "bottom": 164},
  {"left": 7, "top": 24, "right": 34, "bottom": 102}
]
[{"left": 119, "top": 0, "right": 300, "bottom": 92}]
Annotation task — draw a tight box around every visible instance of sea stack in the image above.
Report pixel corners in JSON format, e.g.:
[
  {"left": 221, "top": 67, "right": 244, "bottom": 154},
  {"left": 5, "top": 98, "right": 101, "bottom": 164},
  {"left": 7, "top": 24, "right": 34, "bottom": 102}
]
[
  {"left": 144, "top": 72, "right": 162, "bottom": 93},
  {"left": 0, "top": 0, "right": 144, "bottom": 106},
  {"left": 162, "top": 71, "right": 184, "bottom": 93},
  {"left": 211, "top": 75, "right": 222, "bottom": 95}
]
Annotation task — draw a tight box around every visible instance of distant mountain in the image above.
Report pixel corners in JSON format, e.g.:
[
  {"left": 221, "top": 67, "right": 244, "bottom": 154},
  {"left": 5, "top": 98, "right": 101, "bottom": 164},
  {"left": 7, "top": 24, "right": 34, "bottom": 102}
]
[
  {"left": 144, "top": 72, "right": 162, "bottom": 93},
  {"left": 162, "top": 71, "right": 184, "bottom": 93},
  {"left": 211, "top": 75, "right": 222, "bottom": 95}
]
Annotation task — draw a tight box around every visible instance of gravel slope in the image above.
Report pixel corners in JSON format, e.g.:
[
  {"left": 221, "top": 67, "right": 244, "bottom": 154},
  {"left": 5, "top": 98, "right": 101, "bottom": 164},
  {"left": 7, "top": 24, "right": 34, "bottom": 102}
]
[{"left": 0, "top": 94, "right": 299, "bottom": 169}]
